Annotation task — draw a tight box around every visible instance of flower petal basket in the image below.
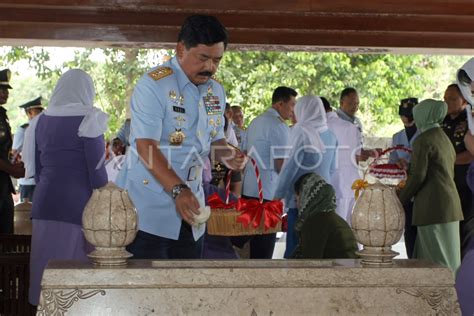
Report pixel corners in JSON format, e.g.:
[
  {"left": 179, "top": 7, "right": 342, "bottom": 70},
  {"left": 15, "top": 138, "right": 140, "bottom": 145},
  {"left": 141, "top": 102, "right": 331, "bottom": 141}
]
[{"left": 207, "top": 157, "right": 283, "bottom": 236}]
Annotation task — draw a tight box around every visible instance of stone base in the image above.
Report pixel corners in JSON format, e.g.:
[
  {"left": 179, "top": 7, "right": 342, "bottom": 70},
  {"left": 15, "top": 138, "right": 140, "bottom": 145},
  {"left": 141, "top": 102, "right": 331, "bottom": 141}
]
[
  {"left": 87, "top": 247, "right": 132, "bottom": 266},
  {"left": 37, "top": 259, "right": 460, "bottom": 315},
  {"left": 356, "top": 246, "right": 400, "bottom": 266}
]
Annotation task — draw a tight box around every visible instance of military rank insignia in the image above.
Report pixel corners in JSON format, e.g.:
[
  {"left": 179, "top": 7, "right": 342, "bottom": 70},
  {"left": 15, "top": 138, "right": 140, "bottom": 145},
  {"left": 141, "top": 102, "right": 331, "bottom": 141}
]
[
  {"left": 169, "top": 129, "right": 186, "bottom": 146},
  {"left": 148, "top": 67, "right": 173, "bottom": 81}
]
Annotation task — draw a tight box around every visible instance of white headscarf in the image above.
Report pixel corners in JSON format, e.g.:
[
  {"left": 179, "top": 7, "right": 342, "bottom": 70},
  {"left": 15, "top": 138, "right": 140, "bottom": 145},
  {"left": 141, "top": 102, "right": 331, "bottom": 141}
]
[
  {"left": 457, "top": 58, "right": 474, "bottom": 135},
  {"left": 289, "top": 95, "right": 328, "bottom": 154},
  {"left": 457, "top": 58, "right": 474, "bottom": 106},
  {"left": 22, "top": 69, "right": 109, "bottom": 178}
]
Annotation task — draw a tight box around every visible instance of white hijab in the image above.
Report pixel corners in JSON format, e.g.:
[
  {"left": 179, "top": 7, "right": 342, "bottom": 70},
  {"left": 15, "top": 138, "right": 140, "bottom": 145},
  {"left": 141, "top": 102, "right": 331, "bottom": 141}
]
[
  {"left": 457, "top": 58, "right": 474, "bottom": 105},
  {"left": 23, "top": 69, "right": 109, "bottom": 178},
  {"left": 289, "top": 95, "right": 328, "bottom": 154},
  {"left": 457, "top": 58, "right": 474, "bottom": 135}
]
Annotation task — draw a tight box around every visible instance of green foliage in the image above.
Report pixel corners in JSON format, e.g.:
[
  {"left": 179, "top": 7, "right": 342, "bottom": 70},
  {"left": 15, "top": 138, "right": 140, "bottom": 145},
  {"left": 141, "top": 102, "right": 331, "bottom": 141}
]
[
  {"left": 0, "top": 46, "right": 470, "bottom": 138},
  {"left": 218, "top": 51, "right": 469, "bottom": 136},
  {"left": 1, "top": 46, "right": 173, "bottom": 138}
]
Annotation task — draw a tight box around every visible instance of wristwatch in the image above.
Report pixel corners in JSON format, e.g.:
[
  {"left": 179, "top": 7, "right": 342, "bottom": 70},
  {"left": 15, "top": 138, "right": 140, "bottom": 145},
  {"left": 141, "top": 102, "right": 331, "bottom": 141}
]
[{"left": 171, "top": 183, "right": 190, "bottom": 200}]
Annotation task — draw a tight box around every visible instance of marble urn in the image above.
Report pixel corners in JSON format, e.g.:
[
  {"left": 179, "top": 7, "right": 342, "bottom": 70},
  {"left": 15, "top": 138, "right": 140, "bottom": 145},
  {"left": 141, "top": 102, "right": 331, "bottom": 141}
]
[
  {"left": 351, "top": 181, "right": 405, "bottom": 265},
  {"left": 82, "top": 182, "right": 138, "bottom": 266}
]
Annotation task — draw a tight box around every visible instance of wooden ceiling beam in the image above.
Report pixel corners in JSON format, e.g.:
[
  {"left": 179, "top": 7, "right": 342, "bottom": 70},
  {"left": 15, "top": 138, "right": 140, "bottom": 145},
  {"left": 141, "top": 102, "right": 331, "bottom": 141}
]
[{"left": 0, "top": 1, "right": 473, "bottom": 51}]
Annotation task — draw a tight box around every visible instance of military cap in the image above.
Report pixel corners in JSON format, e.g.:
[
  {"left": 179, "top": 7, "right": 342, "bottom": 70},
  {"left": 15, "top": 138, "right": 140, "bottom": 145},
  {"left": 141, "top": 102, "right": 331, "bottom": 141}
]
[
  {"left": 19, "top": 97, "right": 43, "bottom": 110},
  {"left": 399, "top": 97, "right": 418, "bottom": 117},
  {"left": 0, "top": 69, "right": 12, "bottom": 89}
]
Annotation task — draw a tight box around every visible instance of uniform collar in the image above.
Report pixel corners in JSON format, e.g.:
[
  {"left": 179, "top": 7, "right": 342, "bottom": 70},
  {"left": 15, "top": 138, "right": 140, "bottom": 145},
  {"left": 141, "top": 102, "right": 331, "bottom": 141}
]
[
  {"left": 170, "top": 56, "right": 213, "bottom": 93},
  {"left": 336, "top": 108, "right": 356, "bottom": 123},
  {"left": 268, "top": 107, "right": 281, "bottom": 118},
  {"left": 444, "top": 109, "right": 467, "bottom": 123}
]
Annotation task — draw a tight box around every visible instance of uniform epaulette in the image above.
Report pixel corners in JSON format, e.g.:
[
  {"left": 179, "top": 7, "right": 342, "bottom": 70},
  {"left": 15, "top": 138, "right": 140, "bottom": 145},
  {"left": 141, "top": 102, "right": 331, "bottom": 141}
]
[
  {"left": 148, "top": 67, "right": 173, "bottom": 81},
  {"left": 20, "top": 123, "right": 29, "bottom": 129}
]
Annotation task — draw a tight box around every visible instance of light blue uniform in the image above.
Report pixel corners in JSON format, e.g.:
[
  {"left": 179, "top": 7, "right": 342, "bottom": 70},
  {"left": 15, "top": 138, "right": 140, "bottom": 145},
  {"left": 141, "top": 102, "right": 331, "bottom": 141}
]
[
  {"left": 116, "top": 57, "right": 226, "bottom": 241},
  {"left": 274, "top": 130, "right": 338, "bottom": 208},
  {"left": 233, "top": 124, "right": 247, "bottom": 150},
  {"left": 13, "top": 124, "right": 35, "bottom": 186},
  {"left": 389, "top": 128, "right": 420, "bottom": 163},
  {"left": 12, "top": 125, "right": 26, "bottom": 152},
  {"left": 242, "top": 108, "right": 290, "bottom": 200}
]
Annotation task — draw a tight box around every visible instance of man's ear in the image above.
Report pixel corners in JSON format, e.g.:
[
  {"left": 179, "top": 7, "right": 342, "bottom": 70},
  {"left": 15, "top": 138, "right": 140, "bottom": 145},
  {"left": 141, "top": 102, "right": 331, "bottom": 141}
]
[{"left": 176, "top": 42, "right": 185, "bottom": 58}]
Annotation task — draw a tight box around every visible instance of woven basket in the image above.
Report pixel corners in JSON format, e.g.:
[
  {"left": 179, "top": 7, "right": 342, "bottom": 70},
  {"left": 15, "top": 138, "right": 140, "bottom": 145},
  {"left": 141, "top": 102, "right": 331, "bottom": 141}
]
[
  {"left": 207, "top": 157, "right": 282, "bottom": 236},
  {"left": 368, "top": 146, "right": 411, "bottom": 180}
]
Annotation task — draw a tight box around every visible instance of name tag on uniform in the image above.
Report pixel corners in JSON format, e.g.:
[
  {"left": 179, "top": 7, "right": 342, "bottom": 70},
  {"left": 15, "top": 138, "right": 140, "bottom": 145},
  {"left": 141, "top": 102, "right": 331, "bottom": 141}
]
[
  {"left": 173, "top": 106, "right": 185, "bottom": 113},
  {"left": 203, "top": 96, "right": 221, "bottom": 115}
]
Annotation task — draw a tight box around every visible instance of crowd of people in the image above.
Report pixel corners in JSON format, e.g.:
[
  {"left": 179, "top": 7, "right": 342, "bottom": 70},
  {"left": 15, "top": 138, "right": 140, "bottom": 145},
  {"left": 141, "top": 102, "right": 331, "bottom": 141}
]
[{"left": 0, "top": 14, "right": 473, "bottom": 313}]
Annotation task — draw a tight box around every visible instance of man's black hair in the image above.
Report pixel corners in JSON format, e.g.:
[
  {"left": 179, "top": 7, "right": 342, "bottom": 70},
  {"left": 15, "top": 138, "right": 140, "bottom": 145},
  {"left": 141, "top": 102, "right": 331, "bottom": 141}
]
[
  {"left": 271, "top": 86, "right": 297, "bottom": 104},
  {"left": 340, "top": 87, "right": 358, "bottom": 102},
  {"left": 178, "top": 15, "right": 228, "bottom": 49}
]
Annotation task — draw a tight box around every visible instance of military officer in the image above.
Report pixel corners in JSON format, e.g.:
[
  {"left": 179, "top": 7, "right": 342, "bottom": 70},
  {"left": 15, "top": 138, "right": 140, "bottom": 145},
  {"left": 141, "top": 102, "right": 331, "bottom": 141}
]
[
  {"left": 231, "top": 105, "right": 247, "bottom": 149},
  {"left": 12, "top": 96, "right": 44, "bottom": 202},
  {"left": 337, "top": 87, "right": 381, "bottom": 161},
  {"left": 389, "top": 98, "right": 420, "bottom": 167},
  {"left": 116, "top": 15, "right": 246, "bottom": 259},
  {"left": 389, "top": 97, "right": 420, "bottom": 259},
  {"left": 0, "top": 69, "right": 25, "bottom": 233},
  {"left": 232, "top": 86, "right": 297, "bottom": 259}
]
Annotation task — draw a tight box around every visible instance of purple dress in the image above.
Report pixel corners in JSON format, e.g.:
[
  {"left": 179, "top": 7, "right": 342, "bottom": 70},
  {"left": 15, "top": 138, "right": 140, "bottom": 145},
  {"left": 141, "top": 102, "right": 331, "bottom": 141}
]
[
  {"left": 29, "top": 115, "right": 107, "bottom": 305},
  {"left": 455, "top": 162, "right": 474, "bottom": 315}
]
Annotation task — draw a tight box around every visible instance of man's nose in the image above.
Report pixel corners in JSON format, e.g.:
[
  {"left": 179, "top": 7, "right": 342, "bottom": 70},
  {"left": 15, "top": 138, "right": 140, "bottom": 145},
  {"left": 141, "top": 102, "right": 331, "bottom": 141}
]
[{"left": 206, "top": 59, "right": 217, "bottom": 73}]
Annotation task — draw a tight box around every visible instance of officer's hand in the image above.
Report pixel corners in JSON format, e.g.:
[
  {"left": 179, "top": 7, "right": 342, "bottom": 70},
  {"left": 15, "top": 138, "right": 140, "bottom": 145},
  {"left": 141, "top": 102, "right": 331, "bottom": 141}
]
[
  {"left": 9, "top": 162, "right": 25, "bottom": 179},
  {"left": 396, "top": 158, "right": 409, "bottom": 170},
  {"left": 175, "top": 189, "right": 201, "bottom": 226},
  {"left": 223, "top": 150, "right": 248, "bottom": 171}
]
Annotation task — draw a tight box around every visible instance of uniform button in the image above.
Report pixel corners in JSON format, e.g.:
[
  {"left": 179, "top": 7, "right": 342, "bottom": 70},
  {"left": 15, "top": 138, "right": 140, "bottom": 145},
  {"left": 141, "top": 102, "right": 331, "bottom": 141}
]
[{"left": 143, "top": 179, "right": 149, "bottom": 185}]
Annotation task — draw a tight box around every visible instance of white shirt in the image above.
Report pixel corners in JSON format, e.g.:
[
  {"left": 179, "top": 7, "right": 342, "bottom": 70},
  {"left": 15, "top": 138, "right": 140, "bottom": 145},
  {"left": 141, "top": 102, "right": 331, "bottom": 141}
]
[
  {"left": 105, "top": 155, "right": 126, "bottom": 183},
  {"left": 326, "top": 111, "right": 361, "bottom": 198},
  {"left": 225, "top": 124, "right": 238, "bottom": 147}
]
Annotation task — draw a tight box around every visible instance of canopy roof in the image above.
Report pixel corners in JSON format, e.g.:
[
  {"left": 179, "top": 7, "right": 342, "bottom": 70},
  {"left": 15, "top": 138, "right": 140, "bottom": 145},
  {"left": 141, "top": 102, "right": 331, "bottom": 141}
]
[{"left": 1, "top": 0, "right": 473, "bottom": 53}]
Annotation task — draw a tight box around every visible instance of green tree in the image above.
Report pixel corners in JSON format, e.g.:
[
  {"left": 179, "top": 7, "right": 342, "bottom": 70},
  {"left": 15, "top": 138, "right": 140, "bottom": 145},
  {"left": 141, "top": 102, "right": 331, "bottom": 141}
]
[
  {"left": 1, "top": 46, "right": 469, "bottom": 137},
  {"left": 218, "top": 51, "right": 469, "bottom": 136}
]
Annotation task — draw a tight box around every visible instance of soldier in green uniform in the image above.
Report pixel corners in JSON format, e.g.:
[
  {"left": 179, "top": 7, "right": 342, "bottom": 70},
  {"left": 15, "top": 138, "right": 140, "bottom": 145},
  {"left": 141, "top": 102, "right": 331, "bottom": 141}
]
[{"left": 0, "top": 69, "right": 25, "bottom": 234}]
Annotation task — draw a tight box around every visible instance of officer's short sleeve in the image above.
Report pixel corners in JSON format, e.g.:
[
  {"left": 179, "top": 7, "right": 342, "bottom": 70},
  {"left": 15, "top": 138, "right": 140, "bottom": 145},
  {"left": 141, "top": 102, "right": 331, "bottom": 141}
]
[
  {"left": 130, "top": 76, "right": 165, "bottom": 141},
  {"left": 12, "top": 127, "right": 25, "bottom": 151},
  {"left": 271, "top": 123, "right": 290, "bottom": 159}
]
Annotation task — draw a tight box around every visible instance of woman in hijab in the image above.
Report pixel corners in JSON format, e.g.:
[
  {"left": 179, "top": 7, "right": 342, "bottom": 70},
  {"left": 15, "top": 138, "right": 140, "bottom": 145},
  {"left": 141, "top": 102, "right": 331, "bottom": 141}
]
[
  {"left": 24, "top": 69, "right": 108, "bottom": 306},
  {"left": 399, "top": 99, "right": 463, "bottom": 274},
  {"left": 291, "top": 173, "right": 357, "bottom": 259},
  {"left": 274, "top": 95, "right": 337, "bottom": 258}
]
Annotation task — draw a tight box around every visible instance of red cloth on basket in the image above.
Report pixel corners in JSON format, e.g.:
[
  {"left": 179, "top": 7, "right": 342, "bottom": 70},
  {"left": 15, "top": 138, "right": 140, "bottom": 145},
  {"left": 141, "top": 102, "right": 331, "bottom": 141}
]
[
  {"left": 236, "top": 198, "right": 283, "bottom": 231},
  {"left": 207, "top": 193, "right": 283, "bottom": 232}
]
